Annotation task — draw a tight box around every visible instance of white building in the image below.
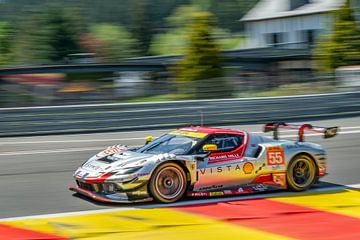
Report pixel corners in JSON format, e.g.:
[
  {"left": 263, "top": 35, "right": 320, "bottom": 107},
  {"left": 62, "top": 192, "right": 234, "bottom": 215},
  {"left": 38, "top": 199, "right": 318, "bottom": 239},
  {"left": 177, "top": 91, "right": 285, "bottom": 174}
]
[{"left": 241, "top": 0, "right": 346, "bottom": 49}]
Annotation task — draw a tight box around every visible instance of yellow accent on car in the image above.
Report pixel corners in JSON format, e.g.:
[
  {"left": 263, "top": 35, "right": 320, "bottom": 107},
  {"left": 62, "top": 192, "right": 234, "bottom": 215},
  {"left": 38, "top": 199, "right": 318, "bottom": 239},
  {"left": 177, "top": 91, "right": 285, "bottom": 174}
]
[
  {"left": 170, "top": 130, "right": 208, "bottom": 139},
  {"left": 202, "top": 144, "right": 218, "bottom": 152},
  {"left": 145, "top": 136, "right": 153, "bottom": 144}
]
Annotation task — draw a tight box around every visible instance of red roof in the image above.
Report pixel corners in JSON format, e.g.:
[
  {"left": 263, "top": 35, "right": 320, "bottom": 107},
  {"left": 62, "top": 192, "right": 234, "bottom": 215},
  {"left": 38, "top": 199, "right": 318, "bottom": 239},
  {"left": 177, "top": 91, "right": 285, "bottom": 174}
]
[{"left": 178, "top": 126, "right": 244, "bottom": 135}]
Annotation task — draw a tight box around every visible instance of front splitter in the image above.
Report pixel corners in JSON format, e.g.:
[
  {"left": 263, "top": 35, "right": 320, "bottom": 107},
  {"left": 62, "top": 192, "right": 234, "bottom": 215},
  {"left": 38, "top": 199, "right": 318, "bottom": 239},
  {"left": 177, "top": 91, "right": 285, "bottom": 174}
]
[{"left": 69, "top": 186, "right": 153, "bottom": 203}]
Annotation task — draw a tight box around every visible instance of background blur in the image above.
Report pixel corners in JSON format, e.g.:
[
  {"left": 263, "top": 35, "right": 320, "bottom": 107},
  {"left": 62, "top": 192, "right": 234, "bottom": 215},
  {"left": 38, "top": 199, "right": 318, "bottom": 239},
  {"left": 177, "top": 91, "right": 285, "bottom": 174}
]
[{"left": 0, "top": 0, "right": 359, "bottom": 107}]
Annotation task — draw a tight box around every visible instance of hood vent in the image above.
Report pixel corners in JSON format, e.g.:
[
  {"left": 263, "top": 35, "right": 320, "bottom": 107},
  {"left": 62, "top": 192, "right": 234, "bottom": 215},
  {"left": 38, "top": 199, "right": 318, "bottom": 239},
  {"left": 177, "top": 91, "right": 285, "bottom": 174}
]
[{"left": 97, "top": 154, "right": 119, "bottom": 163}]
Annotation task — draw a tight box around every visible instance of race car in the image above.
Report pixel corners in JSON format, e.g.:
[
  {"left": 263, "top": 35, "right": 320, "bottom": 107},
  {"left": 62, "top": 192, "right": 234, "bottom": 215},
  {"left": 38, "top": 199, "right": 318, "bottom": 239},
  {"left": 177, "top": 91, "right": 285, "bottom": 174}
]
[{"left": 69, "top": 122, "right": 338, "bottom": 203}]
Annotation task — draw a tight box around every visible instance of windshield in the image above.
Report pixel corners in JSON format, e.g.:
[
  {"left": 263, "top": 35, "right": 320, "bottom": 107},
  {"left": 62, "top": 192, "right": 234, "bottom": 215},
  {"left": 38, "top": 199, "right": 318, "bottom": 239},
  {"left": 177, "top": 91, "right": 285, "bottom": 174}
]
[{"left": 136, "top": 134, "right": 203, "bottom": 155}]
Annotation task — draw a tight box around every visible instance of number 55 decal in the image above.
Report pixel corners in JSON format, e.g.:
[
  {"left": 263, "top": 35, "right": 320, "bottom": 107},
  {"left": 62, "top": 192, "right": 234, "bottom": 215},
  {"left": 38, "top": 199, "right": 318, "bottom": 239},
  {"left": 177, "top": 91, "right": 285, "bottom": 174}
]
[{"left": 266, "top": 146, "right": 285, "bottom": 165}]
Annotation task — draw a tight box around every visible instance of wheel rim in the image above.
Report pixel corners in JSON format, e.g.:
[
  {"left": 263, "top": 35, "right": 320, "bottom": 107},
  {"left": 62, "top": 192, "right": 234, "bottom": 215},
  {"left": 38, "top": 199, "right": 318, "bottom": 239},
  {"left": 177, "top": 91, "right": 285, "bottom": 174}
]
[
  {"left": 154, "top": 166, "right": 184, "bottom": 200},
  {"left": 290, "top": 158, "right": 315, "bottom": 188}
]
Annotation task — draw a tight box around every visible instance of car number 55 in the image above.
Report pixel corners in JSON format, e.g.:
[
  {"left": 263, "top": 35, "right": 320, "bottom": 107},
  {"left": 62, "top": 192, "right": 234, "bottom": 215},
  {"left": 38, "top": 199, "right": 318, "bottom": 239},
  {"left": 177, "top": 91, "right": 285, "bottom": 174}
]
[{"left": 266, "top": 146, "right": 285, "bottom": 165}]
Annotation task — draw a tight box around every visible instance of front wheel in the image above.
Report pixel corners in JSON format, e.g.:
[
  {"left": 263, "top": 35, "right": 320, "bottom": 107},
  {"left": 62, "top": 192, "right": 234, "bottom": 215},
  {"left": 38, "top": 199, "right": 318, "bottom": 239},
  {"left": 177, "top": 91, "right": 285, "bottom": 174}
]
[
  {"left": 287, "top": 154, "right": 316, "bottom": 191},
  {"left": 149, "top": 162, "right": 187, "bottom": 203}
]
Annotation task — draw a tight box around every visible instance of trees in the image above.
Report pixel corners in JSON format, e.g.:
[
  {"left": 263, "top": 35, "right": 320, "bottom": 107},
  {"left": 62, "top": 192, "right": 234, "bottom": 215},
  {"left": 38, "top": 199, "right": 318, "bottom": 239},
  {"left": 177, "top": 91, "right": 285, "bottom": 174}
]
[
  {"left": 130, "top": 0, "right": 153, "bottom": 56},
  {"left": 150, "top": 5, "right": 200, "bottom": 55},
  {"left": 0, "top": 22, "right": 13, "bottom": 66},
  {"left": 150, "top": 4, "right": 244, "bottom": 56},
  {"left": 175, "top": 12, "right": 231, "bottom": 99},
  {"left": 11, "top": 5, "right": 82, "bottom": 65},
  {"left": 315, "top": 0, "right": 360, "bottom": 70},
  {"left": 88, "top": 24, "right": 138, "bottom": 62}
]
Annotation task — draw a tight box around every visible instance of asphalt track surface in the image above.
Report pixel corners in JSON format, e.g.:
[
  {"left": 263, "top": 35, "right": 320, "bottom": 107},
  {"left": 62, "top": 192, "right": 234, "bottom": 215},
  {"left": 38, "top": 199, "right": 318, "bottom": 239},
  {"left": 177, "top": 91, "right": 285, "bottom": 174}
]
[{"left": 0, "top": 117, "right": 359, "bottom": 219}]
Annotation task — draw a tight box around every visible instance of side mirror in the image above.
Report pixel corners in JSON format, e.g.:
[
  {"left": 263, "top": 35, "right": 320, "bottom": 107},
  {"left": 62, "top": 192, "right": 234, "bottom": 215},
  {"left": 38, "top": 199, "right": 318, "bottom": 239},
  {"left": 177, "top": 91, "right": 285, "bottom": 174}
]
[
  {"left": 145, "top": 136, "right": 153, "bottom": 144},
  {"left": 202, "top": 144, "right": 218, "bottom": 153}
]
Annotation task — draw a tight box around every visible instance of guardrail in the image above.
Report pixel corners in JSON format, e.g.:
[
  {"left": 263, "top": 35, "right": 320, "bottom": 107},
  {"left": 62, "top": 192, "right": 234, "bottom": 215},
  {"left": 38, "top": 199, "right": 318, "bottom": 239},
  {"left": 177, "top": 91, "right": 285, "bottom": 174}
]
[
  {"left": 0, "top": 92, "right": 359, "bottom": 137},
  {"left": 0, "top": 63, "right": 166, "bottom": 75}
]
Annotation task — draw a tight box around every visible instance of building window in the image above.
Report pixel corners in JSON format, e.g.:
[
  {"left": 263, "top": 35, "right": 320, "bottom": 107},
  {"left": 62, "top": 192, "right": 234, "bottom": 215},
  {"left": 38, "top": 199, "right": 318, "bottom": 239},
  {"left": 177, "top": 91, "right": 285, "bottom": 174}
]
[
  {"left": 266, "top": 32, "right": 285, "bottom": 47},
  {"left": 306, "top": 30, "right": 314, "bottom": 45},
  {"left": 298, "top": 29, "right": 316, "bottom": 48}
]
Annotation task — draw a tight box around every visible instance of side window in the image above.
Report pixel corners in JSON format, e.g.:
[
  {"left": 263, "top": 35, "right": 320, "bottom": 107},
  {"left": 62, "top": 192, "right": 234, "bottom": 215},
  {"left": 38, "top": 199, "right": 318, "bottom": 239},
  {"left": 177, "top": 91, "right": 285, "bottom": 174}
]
[{"left": 197, "top": 134, "right": 243, "bottom": 154}]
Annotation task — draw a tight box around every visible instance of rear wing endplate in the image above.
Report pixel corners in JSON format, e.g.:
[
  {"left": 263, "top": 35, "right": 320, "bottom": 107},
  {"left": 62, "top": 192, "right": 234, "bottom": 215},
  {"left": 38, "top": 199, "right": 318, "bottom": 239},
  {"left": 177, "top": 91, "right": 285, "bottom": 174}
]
[{"left": 264, "top": 122, "right": 338, "bottom": 141}]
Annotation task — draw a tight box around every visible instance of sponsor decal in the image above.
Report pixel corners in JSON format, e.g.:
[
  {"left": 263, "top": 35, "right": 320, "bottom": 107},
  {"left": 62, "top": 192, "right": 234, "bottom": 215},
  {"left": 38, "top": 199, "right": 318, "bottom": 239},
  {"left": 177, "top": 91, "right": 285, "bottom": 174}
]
[
  {"left": 254, "top": 163, "right": 266, "bottom": 174},
  {"left": 170, "top": 130, "right": 208, "bottom": 139},
  {"left": 266, "top": 146, "right": 285, "bottom": 166},
  {"left": 103, "top": 147, "right": 124, "bottom": 155},
  {"left": 223, "top": 190, "right": 233, "bottom": 194},
  {"left": 286, "top": 144, "right": 298, "bottom": 149},
  {"left": 208, "top": 154, "right": 242, "bottom": 164},
  {"left": 199, "top": 185, "right": 223, "bottom": 191},
  {"left": 272, "top": 173, "right": 286, "bottom": 187},
  {"left": 210, "top": 154, "right": 241, "bottom": 161},
  {"left": 128, "top": 191, "right": 148, "bottom": 196},
  {"left": 243, "top": 162, "right": 254, "bottom": 174},
  {"left": 132, "top": 173, "right": 149, "bottom": 177},
  {"left": 96, "top": 147, "right": 126, "bottom": 157},
  {"left": 199, "top": 162, "right": 254, "bottom": 175},
  {"left": 209, "top": 192, "right": 224, "bottom": 196},
  {"left": 188, "top": 192, "right": 209, "bottom": 197},
  {"left": 83, "top": 162, "right": 103, "bottom": 171},
  {"left": 252, "top": 184, "right": 268, "bottom": 191},
  {"left": 270, "top": 165, "right": 281, "bottom": 170}
]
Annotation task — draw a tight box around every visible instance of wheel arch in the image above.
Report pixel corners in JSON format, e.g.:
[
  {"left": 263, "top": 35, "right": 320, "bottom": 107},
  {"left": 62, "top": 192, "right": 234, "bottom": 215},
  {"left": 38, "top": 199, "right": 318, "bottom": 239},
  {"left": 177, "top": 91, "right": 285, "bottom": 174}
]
[
  {"left": 168, "top": 160, "right": 192, "bottom": 186},
  {"left": 289, "top": 152, "right": 319, "bottom": 176},
  {"left": 149, "top": 160, "right": 192, "bottom": 188},
  {"left": 148, "top": 160, "right": 190, "bottom": 203}
]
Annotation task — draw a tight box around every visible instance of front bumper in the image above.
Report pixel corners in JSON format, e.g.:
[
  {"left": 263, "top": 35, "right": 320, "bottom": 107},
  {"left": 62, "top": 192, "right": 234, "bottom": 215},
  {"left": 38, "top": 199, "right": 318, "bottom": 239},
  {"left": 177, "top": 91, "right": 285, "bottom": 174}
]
[{"left": 69, "top": 186, "right": 153, "bottom": 203}]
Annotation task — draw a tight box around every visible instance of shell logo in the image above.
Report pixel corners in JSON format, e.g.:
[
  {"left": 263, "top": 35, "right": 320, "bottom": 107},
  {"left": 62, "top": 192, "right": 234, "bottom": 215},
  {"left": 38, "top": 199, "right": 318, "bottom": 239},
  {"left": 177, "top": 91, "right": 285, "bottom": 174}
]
[{"left": 243, "top": 162, "right": 254, "bottom": 174}]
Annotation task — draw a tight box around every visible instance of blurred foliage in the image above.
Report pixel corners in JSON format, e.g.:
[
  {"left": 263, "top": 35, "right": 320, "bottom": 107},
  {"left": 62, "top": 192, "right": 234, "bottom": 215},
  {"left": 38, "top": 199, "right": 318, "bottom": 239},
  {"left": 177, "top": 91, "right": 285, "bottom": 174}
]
[
  {"left": 209, "top": 0, "right": 259, "bottom": 32},
  {"left": 314, "top": 0, "right": 360, "bottom": 70},
  {"left": 175, "top": 12, "right": 232, "bottom": 99},
  {"left": 0, "top": 21, "right": 13, "bottom": 66},
  {"left": 0, "top": 0, "right": 258, "bottom": 66},
  {"left": 236, "top": 82, "right": 335, "bottom": 98},
  {"left": 11, "top": 5, "right": 83, "bottom": 65},
  {"left": 0, "top": 0, "right": 258, "bottom": 32},
  {"left": 150, "top": 5, "right": 200, "bottom": 56},
  {"left": 88, "top": 24, "right": 138, "bottom": 62},
  {"left": 150, "top": 4, "right": 245, "bottom": 56},
  {"left": 130, "top": 0, "right": 153, "bottom": 55}
]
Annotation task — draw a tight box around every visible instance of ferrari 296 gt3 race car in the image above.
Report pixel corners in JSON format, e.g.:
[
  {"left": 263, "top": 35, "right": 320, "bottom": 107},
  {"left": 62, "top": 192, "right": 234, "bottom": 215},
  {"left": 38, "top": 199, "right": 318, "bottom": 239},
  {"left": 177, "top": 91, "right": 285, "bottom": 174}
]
[{"left": 69, "top": 122, "right": 338, "bottom": 203}]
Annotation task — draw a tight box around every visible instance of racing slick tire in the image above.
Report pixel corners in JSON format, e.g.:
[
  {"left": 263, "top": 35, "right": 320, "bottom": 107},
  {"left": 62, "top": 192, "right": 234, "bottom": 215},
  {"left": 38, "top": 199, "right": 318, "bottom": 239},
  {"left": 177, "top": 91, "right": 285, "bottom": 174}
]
[
  {"left": 286, "top": 154, "right": 317, "bottom": 192},
  {"left": 149, "top": 162, "right": 187, "bottom": 203}
]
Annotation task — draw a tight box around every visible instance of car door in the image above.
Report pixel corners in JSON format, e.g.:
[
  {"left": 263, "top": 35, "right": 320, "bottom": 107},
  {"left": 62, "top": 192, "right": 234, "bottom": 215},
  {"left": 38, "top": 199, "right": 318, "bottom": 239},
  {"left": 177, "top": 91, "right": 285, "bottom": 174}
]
[{"left": 193, "top": 133, "right": 257, "bottom": 191}]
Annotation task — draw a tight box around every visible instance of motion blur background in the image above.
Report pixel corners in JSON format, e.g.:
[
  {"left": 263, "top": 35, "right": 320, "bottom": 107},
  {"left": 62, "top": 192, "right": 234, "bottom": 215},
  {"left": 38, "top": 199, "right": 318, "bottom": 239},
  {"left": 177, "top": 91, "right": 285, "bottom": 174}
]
[{"left": 0, "top": 0, "right": 359, "bottom": 107}]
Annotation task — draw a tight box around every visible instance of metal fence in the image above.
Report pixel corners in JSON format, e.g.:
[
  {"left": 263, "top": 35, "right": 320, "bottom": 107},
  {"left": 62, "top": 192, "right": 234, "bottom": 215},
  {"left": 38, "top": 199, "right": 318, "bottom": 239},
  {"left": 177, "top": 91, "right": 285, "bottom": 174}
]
[{"left": 0, "top": 91, "right": 359, "bottom": 137}]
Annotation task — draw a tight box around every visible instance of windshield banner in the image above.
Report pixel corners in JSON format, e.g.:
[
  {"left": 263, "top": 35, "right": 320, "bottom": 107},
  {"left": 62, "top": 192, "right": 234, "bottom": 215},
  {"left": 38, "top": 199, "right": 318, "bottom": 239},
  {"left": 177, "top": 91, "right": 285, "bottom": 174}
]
[{"left": 170, "top": 130, "right": 208, "bottom": 139}]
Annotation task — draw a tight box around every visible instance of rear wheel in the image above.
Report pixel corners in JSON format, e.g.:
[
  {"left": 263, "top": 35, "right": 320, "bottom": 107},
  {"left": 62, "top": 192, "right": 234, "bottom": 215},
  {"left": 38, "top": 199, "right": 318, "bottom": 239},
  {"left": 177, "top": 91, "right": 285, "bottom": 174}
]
[
  {"left": 149, "top": 162, "right": 187, "bottom": 203},
  {"left": 287, "top": 154, "right": 316, "bottom": 191}
]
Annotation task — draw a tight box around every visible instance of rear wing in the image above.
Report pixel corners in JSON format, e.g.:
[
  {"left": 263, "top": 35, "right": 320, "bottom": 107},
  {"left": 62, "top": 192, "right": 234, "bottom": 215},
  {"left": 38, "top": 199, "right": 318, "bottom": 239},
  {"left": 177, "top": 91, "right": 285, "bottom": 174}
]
[{"left": 264, "top": 122, "right": 338, "bottom": 141}]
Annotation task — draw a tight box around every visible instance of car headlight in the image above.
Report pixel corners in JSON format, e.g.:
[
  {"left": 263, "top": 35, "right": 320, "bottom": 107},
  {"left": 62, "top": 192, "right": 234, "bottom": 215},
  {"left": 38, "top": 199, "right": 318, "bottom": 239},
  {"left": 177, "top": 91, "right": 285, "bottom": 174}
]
[{"left": 113, "top": 166, "right": 143, "bottom": 175}]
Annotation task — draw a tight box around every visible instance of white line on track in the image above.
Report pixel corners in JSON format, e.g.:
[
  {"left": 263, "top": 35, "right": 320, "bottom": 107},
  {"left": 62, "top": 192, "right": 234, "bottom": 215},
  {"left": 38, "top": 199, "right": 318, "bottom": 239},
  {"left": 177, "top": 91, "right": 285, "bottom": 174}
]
[
  {"left": 0, "top": 183, "right": 359, "bottom": 222},
  {"left": 1, "top": 127, "right": 359, "bottom": 146},
  {"left": 0, "top": 147, "right": 104, "bottom": 156},
  {"left": 0, "top": 137, "right": 145, "bottom": 145},
  {"left": 0, "top": 130, "right": 359, "bottom": 156}
]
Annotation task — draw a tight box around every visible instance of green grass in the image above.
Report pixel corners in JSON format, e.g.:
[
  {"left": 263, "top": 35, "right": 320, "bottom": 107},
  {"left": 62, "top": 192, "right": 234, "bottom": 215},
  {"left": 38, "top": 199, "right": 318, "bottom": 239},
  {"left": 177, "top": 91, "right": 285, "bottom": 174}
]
[
  {"left": 127, "top": 82, "right": 336, "bottom": 103},
  {"left": 235, "top": 82, "right": 336, "bottom": 98},
  {"left": 127, "top": 93, "right": 191, "bottom": 102}
]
